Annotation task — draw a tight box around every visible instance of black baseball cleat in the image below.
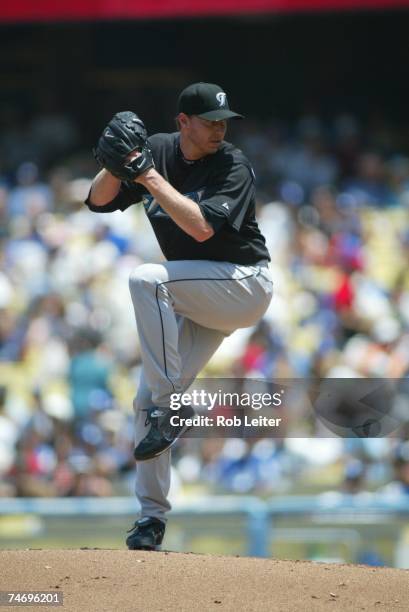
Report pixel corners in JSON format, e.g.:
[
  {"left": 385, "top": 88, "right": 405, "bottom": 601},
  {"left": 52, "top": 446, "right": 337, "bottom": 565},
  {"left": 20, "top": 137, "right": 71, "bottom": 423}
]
[
  {"left": 126, "top": 516, "right": 165, "bottom": 551},
  {"left": 133, "top": 404, "right": 195, "bottom": 461}
]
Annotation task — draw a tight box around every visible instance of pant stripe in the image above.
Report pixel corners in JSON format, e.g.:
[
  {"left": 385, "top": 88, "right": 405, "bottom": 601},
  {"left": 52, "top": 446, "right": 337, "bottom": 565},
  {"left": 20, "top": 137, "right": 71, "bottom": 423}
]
[{"left": 154, "top": 270, "right": 258, "bottom": 400}]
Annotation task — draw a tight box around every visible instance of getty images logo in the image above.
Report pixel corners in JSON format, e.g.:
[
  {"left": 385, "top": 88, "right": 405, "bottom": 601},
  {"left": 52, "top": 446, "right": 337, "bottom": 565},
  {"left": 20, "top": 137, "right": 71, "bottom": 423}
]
[{"left": 216, "top": 92, "right": 227, "bottom": 107}]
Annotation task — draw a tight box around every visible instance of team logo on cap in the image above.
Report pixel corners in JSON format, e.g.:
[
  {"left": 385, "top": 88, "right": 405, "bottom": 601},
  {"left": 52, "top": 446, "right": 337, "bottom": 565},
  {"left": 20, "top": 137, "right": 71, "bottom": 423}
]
[{"left": 216, "top": 92, "right": 227, "bottom": 107}]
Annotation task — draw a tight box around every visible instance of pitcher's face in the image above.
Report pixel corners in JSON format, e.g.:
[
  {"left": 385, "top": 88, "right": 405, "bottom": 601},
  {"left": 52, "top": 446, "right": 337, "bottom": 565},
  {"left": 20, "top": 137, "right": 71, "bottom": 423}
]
[{"left": 179, "top": 114, "right": 227, "bottom": 158}]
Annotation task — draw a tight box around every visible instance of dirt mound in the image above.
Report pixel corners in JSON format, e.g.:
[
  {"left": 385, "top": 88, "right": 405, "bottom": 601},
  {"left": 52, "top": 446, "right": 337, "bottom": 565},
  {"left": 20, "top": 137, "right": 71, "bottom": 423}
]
[{"left": 0, "top": 550, "right": 408, "bottom": 611}]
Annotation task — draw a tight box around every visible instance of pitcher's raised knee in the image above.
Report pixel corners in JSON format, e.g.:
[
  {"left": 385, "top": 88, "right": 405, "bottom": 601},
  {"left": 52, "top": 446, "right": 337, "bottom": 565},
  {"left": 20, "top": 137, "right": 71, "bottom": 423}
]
[{"left": 129, "top": 264, "right": 168, "bottom": 294}]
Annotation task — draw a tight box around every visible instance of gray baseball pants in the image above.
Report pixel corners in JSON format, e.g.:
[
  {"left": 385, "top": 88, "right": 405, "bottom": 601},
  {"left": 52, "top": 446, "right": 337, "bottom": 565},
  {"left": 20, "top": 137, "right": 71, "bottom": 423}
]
[{"left": 129, "top": 258, "right": 273, "bottom": 521}]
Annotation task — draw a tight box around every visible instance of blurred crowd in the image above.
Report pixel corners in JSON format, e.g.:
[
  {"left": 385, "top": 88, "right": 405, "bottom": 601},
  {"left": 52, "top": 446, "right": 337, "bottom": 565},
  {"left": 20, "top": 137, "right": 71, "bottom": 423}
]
[{"left": 1, "top": 107, "right": 409, "bottom": 499}]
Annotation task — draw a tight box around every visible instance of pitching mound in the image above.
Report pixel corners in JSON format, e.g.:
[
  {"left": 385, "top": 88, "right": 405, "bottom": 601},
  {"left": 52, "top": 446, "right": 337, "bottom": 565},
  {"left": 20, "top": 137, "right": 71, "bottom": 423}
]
[{"left": 0, "top": 550, "right": 408, "bottom": 611}]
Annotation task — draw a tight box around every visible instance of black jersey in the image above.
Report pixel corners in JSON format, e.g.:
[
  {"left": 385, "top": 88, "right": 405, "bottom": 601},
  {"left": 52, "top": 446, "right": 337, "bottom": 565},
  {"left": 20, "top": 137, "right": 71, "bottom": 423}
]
[{"left": 86, "top": 132, "right": 270, "bottom": 265}]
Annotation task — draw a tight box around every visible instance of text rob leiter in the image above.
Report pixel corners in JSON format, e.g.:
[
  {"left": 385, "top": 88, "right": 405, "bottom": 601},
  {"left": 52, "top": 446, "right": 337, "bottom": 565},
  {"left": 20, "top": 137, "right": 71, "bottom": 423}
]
[{"left": 170, "top": 414, "right": 282, "bottom": 428}]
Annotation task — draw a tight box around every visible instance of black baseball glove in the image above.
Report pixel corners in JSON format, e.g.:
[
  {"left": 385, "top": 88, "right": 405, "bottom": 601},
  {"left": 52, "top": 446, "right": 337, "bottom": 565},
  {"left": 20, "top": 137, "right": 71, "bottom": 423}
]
[{"left": 93, "top": 111, "right": 155, "bottom": 181}]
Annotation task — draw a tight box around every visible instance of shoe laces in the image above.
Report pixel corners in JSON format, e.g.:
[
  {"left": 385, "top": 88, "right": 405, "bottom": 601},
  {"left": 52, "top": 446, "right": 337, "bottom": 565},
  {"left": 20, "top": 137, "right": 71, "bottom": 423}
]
[
  {"left": 127, "top": 518, "right": 163, "bottom": 535},
  {"left": 126, "top": 518, "right": 151, "bottom": 534}
]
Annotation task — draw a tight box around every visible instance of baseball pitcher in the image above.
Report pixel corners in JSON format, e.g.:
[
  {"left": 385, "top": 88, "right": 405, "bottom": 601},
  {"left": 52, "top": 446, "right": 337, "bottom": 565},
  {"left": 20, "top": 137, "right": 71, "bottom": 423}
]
[{"left": 86, "top": 82, "right": 273, "bottom": 550}]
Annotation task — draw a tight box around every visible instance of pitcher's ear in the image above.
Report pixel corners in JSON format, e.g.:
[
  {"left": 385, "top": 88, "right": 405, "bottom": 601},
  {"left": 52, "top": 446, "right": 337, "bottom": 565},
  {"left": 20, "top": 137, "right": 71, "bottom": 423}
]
[{"left": 177, "top": 113, "right": 190, "bottom": 129}]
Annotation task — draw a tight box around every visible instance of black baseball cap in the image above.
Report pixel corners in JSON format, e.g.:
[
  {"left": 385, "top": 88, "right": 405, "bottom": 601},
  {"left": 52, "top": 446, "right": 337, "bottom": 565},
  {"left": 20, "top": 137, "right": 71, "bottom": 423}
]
[{"left": 177, "top": 82, "right": 244, "bottom": 121}]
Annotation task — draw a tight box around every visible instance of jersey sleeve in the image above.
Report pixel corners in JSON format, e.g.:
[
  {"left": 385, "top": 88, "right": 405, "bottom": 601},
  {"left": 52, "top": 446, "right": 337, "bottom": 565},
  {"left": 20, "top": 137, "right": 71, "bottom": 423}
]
[
  {"left": 84, "top": 181, "right": 145, "bottom": 213},
  {"left": 199, "top": 162, "right": 255, "bottom": 232}
]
